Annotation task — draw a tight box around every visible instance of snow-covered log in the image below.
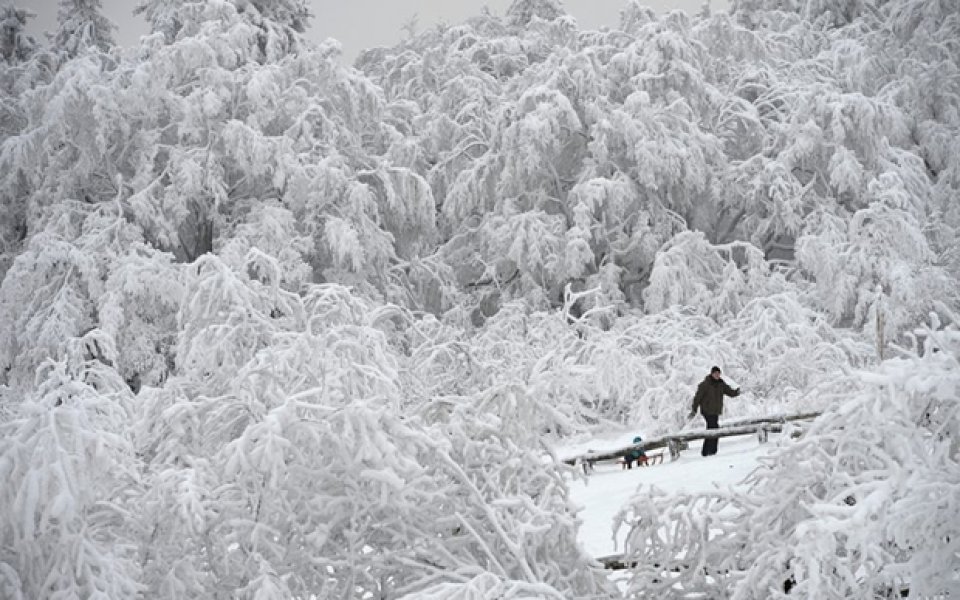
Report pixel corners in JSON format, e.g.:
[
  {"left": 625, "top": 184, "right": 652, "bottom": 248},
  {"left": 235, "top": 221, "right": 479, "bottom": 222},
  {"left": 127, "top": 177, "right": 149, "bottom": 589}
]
[{"left": 562, "top": 411, "right": 821, "bottom": 466}]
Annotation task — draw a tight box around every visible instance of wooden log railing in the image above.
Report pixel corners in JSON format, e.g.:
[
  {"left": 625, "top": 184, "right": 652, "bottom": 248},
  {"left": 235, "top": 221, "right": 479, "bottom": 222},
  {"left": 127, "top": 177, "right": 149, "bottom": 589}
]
[
  {"left": 718, "top": 411, "right": 822, "bottom": 429},
  {"left": 562, "top": 411, "right": 822, "bottom": 468}
]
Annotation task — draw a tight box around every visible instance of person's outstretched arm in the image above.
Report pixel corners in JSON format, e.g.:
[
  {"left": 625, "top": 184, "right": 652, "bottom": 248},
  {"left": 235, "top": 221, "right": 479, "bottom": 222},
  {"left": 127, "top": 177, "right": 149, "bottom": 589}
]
[
  {"left": 723, "top": 381, "right": 740, "bottom": 397},
  {"left": 690, "top": 385, "right": 704, "bottom": 417}
]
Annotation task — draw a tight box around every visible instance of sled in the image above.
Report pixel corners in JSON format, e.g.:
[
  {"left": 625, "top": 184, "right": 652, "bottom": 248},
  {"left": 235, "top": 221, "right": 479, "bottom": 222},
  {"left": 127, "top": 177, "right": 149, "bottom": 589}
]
[{"left": 618, "top": 452, "right": 664, "bottom": 469}]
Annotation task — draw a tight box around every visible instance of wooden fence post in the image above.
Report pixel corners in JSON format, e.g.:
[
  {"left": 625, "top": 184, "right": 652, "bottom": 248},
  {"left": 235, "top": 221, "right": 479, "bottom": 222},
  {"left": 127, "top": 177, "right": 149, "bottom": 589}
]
[{"left": 667, "top": 438, "right": 680, "bottom": 461}]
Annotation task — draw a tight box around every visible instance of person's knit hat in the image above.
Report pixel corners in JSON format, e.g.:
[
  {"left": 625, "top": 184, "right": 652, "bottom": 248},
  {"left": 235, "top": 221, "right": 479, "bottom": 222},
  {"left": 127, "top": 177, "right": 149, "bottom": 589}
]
[{"left": 711, "top": 366, "right": 722, "bottom": 374}]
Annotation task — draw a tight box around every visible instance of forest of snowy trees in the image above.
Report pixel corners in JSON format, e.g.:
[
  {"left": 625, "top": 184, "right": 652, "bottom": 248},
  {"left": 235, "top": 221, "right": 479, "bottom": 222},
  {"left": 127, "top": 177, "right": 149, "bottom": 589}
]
[{"left": 0, "top": 0, "right": 957, "bottom": 597}]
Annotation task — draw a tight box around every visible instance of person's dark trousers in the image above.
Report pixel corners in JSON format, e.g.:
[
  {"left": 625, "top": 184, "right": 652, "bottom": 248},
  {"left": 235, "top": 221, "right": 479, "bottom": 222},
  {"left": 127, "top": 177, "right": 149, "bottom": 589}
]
[{"left": 702, "top": 414, "right": 720, "bottom": 456}]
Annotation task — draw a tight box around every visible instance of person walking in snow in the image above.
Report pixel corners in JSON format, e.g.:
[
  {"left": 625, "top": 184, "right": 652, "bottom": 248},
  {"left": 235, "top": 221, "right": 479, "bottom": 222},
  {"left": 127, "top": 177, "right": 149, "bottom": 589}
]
[{"left": 689, "top": 366, "right": 740, "bottom": 456}]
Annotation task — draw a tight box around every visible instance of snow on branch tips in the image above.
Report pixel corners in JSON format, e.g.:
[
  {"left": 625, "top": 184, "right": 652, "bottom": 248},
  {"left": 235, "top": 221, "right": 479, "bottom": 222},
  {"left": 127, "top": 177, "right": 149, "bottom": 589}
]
[{"left": 0, "top": 0, "right": 958, "bottom": 595}]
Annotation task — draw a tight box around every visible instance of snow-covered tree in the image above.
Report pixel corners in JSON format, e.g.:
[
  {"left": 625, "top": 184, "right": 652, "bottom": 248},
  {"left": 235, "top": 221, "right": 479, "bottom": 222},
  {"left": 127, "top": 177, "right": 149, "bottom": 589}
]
[
  {"left": 643, "top": 231, "right": 777, "bottom": 321},
  {"left": 54, "top": 0, "right": 116, "bottom": 58},
  {"left": 0, "top": 184, "right": 155, "bottom": 390},
  {"left": 0, "top": 0, "right": 958, "bottom": 596},
  {"left": 505, "top": 0, "right": 565, "bottom": 28},
  {"left": 135, "top": 0, "right": 308, "bottom": 55},
  {"left": 97, "top": 246, "right": 183, "bottom": 390},
  {"left": 0, "top": 337, "right": 142, "bottom": 598},
  {"left": 796, "top": 173, "right": 952, "bottom": 343},
  {"left": 127, "top": 264, "right": 615, "bottom": 596},
  {"left": 0, "top": 4, "right": 36, "bottom": 64}
]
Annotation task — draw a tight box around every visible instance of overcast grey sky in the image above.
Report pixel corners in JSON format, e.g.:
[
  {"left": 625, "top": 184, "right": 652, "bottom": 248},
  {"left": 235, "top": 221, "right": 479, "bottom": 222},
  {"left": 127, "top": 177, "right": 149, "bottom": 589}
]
[{"left": 26, "top": 0, "right": 724, "bottom": 62}]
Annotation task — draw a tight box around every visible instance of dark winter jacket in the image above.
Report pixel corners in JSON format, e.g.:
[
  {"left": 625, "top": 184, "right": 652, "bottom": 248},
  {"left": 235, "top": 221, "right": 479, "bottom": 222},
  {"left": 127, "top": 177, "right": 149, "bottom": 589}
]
[{"left": 691, "top": 375, "right": 740, "bottom": 416}]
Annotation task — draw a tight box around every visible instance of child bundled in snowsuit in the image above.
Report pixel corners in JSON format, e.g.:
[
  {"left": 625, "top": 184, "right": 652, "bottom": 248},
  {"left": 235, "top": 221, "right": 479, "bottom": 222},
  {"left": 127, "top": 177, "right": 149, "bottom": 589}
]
[{"left": 624, "top": 435, "right": 646, "bottom": 469}]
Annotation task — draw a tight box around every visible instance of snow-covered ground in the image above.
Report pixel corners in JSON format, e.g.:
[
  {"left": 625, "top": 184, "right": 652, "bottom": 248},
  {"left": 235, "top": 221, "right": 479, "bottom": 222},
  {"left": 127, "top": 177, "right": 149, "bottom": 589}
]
[{"left": 560, "top": 430, "right": 778, "bottom": 558}]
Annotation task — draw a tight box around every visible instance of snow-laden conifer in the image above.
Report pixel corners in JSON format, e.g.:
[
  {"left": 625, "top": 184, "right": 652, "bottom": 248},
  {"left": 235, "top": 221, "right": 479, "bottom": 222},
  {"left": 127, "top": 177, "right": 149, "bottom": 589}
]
[
  {"left": 54, "top": 0, "right": 116, "bottom": 58},
  {"left": 0, "top": 4, "right": 36, "bottom": 64}
]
